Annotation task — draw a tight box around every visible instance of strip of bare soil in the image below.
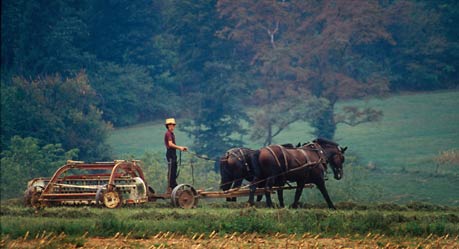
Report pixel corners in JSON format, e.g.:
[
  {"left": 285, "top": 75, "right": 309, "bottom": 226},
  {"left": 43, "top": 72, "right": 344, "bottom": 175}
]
[{"left": 3, "top": 233, "right": 458, "bottom": 248}]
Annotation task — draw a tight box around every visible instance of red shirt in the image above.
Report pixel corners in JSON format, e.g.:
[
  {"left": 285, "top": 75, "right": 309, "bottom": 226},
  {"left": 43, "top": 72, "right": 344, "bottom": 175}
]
[{"left": 164, "top": 130, "right": 176, "bottom": 149}]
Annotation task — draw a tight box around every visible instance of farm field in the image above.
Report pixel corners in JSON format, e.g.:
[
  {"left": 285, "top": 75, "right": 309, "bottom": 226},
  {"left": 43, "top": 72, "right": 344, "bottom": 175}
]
[
  {"left": 108, "top": 91, "right": 459, "bottom": 206},
  {"left": 1, "top": 203, "right": 458, "bottom": 248},
  {"left": 3, "top": 2, "right": 458, "bottom": 248}
]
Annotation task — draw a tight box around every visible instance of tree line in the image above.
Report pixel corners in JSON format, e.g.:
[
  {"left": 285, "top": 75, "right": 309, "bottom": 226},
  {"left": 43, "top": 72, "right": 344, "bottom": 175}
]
[{"left": 1, "top": 0, "right": 458, "bottom": 198}]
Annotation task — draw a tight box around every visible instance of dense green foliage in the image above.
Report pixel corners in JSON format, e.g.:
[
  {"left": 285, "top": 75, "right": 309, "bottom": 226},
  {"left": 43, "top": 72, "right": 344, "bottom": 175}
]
[
  {"left": 1, "top": 73, "right": 111, "bottom": 160},
  {"left": 0, "top": 136, "right": 78, "bottom": 199}
]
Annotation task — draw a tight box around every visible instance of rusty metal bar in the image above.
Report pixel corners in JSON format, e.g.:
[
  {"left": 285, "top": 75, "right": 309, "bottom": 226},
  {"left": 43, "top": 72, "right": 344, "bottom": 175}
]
[
  {"left": 197, "top": 184, "right": 314, "bottom": 199},
  {"left": 41, "top": 193, "right": 96, "bottom": 197}
]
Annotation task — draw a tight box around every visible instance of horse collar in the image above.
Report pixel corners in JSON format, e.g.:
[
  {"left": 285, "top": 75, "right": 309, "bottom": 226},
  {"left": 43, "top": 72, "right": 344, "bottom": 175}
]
[
  {"left": 312, "top": 143, "right": 328, "bottom": 163},
  {"left": 237, "top": 148, "right": 251, "bottom": 172}
]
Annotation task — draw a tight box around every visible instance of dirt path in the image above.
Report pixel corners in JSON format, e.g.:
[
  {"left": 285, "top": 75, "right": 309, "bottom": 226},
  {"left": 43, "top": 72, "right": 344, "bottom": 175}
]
[{"left": 4, "top": 233, "right": 458, "bottom": 248}]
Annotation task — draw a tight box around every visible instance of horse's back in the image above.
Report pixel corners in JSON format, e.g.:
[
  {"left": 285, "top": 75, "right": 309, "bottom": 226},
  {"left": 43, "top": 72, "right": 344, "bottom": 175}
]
[
  {"left": 259, "top": 145, "right": 323, "bottom": 179},
  {"left": 258, "top": 146, "right": 284, "bottom": 176}
]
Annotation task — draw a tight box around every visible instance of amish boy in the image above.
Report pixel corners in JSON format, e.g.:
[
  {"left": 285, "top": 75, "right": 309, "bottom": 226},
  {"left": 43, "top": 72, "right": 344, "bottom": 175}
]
[{"left": 164, "top": 118, "right": 188, "bottom": 192}]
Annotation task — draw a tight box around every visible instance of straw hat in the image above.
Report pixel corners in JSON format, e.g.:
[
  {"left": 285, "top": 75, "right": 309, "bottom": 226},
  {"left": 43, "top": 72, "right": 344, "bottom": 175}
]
[{"left": 165, "top": 118, "right": 176, "bottom": 125}]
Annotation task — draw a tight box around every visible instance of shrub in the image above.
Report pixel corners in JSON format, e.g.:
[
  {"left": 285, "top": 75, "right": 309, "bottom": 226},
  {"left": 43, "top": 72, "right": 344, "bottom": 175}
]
[{"left": 434, "top": 149, "right": 459, "bottom": 174}]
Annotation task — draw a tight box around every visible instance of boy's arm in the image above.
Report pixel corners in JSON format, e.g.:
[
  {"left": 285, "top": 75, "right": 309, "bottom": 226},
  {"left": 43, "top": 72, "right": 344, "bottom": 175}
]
[{"left": 168, "top": 140, "right": 188, "bottom": 151}]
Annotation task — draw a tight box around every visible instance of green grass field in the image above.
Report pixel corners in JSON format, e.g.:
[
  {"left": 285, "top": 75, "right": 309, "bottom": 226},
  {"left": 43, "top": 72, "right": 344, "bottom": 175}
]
[
  {"left": 108, "top": 91, "right": 459, "bottom": 206},
  {"left": 1, "top": 203, "right": 458, "bottom": 239}
]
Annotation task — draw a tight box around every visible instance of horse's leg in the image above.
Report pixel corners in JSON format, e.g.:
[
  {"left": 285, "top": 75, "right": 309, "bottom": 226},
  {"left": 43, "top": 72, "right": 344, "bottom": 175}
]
[
  {"left": 248, "top": 150, "right": 261, "bottom": 206},
  {"left": 316, "top": 180, "right": 336, "bottom": 210},
  {"left": 264, "top": 191, "right": 273, "bottom": 208},
  {"left": 248, "top": 179, "right": 257, "bottom": 206},
  {"left": 264, "top": 178, "right": 274, "bottom": 208},
  {"left": 219, "top": 158, "right": 234, "bottom": 202},
  {"left": 291, "top": 182, "right": 305, "bottom": 209},
  {"left": 231, "top": 178, "right": 243, "bottom": 202},
  {"left": 221, "top": 180, "right": 233, "bottom": 202},
  {"left": 277, "top": 188, "right": 285, "bottom": 208},
  {"left": 221, "top": 179, "right": 235, "bottom": 202},
  {"left": 256, "top": 182, "right": 263, "bottom": 202}
]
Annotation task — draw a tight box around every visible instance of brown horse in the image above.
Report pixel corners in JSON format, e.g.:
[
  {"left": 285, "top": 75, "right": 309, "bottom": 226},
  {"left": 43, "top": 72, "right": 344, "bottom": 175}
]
[
  {"left": 219, "top": 147, "right": 258, "bottom": 202},
  {"left": 219, "top": 144, "right": 298, "bottom": 202},
  {"left": 248, "top": 138, "right": 346, "bottom": 209}
]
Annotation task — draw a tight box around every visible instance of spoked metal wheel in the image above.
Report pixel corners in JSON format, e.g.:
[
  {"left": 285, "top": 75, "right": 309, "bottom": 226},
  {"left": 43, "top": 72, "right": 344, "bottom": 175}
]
[
  {"left": 171, "top": 184, "right": 199, "bottom": 209},
  {"left": 103, "top": 190, "right": 122, "bottom": 208},
  {"left": 24, "top": 186, "right": 44, "bottom": 209}
]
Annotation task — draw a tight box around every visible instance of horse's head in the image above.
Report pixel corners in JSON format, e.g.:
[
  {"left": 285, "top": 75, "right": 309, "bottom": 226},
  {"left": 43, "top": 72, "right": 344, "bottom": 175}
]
[{"left": 313, "top": 138, "right": 347, "bottom": 180}]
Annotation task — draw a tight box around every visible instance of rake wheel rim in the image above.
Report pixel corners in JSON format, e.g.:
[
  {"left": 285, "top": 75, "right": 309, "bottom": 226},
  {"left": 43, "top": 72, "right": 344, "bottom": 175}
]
[
  {"left": 171, "top": 184, "right": 198, "bottom": 208},
  {"left": 103, "top": 190, "right": 121, "bottom": 208}
]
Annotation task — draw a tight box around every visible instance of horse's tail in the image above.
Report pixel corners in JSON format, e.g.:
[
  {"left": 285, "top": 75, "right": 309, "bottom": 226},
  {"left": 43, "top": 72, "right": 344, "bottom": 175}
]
[
  {"left": 219, "top": 155, "right": 232, "bottom": 191},
  {"left": 249, "top": 150, "right": 261, "bottom": 179}
]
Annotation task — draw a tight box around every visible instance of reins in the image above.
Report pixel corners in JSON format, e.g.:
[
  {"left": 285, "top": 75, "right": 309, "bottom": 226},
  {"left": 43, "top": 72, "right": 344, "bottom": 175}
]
[
  {"left": 185, "top": 151, "right": 216, "bottom": 162},
  {"left": 232, "top": 144, "right": 327, "bottom": 191},
  {"left": 265, "top": 143, "right": 327, "bottom": 172},
  {"left": 182, "top": 145, "right": 331, "bottom": 191},
  {"left": 185, "top": 149, "right": 252, "bottom": 190},
  {"left": 235, "top": 160, "right": 324, "bottom": 191}
]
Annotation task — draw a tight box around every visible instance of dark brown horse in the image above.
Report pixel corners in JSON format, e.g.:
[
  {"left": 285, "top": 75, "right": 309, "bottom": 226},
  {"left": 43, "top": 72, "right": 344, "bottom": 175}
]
[
  {"left": 248, "top": 138, "right": 347, "bottom": 209},
  {"left": 219, "top": 144, "right": 298, "bottom": 202},
  {"left": 219, "top": 147, "right": 258, "bottom": 201}
]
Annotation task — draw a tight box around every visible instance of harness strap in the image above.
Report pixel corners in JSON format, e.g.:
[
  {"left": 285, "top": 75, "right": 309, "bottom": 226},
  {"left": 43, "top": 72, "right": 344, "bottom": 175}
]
[
  {"left": 226, "top": 148, "right": 250, "bottom": 173},
  {"left": 299, "top": 148, "right": 310, "bottom": 164},
  {"left": 311, "top": 143, "right": 328, "bottom": 171},
  {"left": 238, "top": 148, "right": 250, "bottom": 172},
  {"left": 275, "top": 145, "right": 289, "bottom": 171},
  {"left": 301, "top": 143, "right": 327, "bottom": 164},
  {"left": 227, "top": 148, "right": 242, "bottom": 161},
  {"left": 266, "top": 146, "right": 282, "bottom": 169}
]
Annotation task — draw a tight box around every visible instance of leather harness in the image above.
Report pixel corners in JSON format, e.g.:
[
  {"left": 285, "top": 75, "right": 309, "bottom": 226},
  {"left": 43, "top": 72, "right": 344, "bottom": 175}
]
[
  {"left": 265, "top": 143, "right": 328, "bottom": 174},
  {"left": 226, "top": 148, "right": 251, "bottom": 172}
]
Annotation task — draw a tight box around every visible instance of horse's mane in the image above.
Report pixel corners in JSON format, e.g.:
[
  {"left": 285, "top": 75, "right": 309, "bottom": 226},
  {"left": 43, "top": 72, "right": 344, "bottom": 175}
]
[
  {"left": 313, "top": 138, "right": 339, "bottom": 147},
  {"left": 227, "top": 147, "right": 256, "bottom": 152},
  {"left": 280, "top": 143, "right": 295, "bottom": 148}
]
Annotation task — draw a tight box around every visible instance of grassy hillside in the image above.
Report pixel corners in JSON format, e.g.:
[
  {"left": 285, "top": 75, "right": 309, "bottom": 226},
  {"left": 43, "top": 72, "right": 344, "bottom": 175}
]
[
  {"left": 108, "top": 91, "right": 459, "bottom": 205},
  {"left": 336, "top": 91, "right": 459, "bottom": 170}
]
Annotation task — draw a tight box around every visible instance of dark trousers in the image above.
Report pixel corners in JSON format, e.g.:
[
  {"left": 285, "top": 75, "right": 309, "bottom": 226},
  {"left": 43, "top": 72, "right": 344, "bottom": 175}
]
[{"left": 166, "top": 149, "right": 178, "bottom": 189}]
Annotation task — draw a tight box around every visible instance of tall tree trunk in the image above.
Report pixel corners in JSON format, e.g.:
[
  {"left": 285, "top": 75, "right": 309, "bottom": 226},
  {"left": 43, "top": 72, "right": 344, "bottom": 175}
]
[{"left": 265, "top": 122, "right": 273, "bottom": 146}]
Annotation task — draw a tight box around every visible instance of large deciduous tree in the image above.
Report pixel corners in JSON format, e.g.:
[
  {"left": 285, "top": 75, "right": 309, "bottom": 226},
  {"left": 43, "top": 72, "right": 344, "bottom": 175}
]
[
  {"left": 88, "top": 62, "right": 156, "bottom": 126},
  {"left": 1, "top": 0, "right": 91, "bottom": 78},
  {"left": 182, "top": 61, "right": 250, "bottom": 159},
  {"left": 384, "top": 1, "right": 457, "bottom": 91},
  {"left": 1, "top": 72, "right": 111, "bottom": 160},
  {"left": 217, "top": 0, "right": 409, "bottom": 139},
  {"left": 160, "top": 0, "right": 250, "bottom": 158}
]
